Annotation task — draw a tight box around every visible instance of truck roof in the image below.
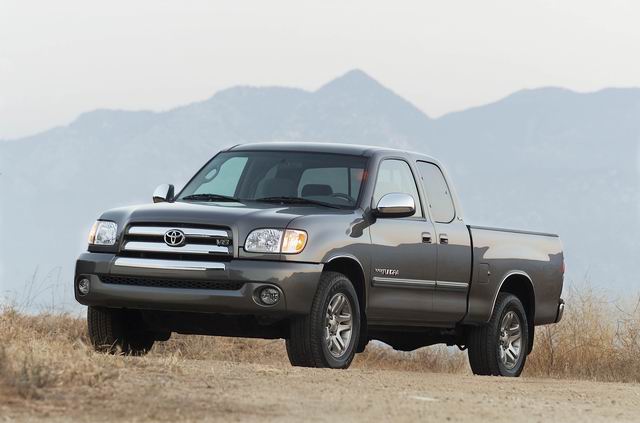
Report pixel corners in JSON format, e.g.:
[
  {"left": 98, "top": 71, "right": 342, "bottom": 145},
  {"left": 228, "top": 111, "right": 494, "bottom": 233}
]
[{"left": 228, "top": 142, "right": 436, "bottom": 161}]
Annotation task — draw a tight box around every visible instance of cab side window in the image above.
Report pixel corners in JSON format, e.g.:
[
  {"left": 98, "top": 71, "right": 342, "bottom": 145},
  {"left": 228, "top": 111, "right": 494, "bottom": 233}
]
[
  {"left": 373, "top": 159, "right": 422, "bottom": 218},
  {"left": 417, "top": 161, "right": 455, "bottom": 223}
]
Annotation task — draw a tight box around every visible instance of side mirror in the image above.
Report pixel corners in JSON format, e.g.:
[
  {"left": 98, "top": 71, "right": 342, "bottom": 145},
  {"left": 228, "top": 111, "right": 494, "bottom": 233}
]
[
  {"left": 375, "top": 193, "right": 415, "bottom": 218},
  {"left": 153, "top": 184, "right": 175, "bottom": 203}
]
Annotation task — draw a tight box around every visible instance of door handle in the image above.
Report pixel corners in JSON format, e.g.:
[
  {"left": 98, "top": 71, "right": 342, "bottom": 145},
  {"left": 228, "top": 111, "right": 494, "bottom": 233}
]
[
  {"left": 421, "top": 232, "right": 432, "bottom": 244},
  {"left": 439, "top": 234, "right": 449, "bottom": 245}
]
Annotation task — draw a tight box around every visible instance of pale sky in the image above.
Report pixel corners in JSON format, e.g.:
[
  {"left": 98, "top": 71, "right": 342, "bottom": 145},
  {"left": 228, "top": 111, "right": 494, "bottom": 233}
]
[{"left": 1, "top": 0, "right": 639, "bottom": 139}]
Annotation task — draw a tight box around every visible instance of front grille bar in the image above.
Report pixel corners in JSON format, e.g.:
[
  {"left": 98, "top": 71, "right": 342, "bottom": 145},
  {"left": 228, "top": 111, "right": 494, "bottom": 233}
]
[
  {"left": 128, "top": 226, "right": 228, "bottom": 238},
  {"left": 123, "top": 241, "right": 229, "bottom": 255},
  {"left": 113, "top": 257, "right": 226, "bottom": 271}
]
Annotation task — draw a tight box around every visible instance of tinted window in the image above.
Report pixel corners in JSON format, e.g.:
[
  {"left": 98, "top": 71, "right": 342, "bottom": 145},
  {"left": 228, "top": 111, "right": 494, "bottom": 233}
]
[
  {"left": 373, "top": 159, "right": 422, "bottom": 217},
  {"left": 417, "top": 161, "right": 455, "bottom": 223},
  {"left": 179, "top": 151, "right": 367, "bottom": 208}
]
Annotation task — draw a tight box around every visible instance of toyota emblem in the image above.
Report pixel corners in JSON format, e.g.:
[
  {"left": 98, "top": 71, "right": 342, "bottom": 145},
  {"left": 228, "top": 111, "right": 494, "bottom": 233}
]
[{"left": 164, "top": 229, "right": 186, "bottom": 247}]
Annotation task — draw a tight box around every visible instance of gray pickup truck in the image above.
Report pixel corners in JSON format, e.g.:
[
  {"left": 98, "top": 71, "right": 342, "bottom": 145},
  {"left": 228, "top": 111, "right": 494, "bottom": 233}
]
[{"left": 75, "top": 142, "right": 564, "bottom": 376}]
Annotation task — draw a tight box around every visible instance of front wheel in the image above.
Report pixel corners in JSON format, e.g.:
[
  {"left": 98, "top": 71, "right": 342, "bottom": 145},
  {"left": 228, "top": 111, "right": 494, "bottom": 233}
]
[
  {"left": 87, "top": 306, "right": 155, "bottom": 355},
  {"left": 467, "top": 293, "right": 529, "bottom": 377},
  {"left": 286, "top": 271, "right": 360, "bottom": 369}
]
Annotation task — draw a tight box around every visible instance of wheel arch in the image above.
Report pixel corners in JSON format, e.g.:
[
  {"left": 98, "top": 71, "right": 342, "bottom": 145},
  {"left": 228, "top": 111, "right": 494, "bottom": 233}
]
[
  {"left": 322, "top": 255, "right": 367, "bottom": 313},
  {"left": 494, "top": 272, "right": 535, "bottom": 318}
]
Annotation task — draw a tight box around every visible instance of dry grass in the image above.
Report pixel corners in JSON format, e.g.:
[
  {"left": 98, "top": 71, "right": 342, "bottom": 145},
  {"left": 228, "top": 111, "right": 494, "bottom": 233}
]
[
  {"left": 1, "top": 285, "right": 638, "bottom": 400},
  {"left": 0, "top": 308, "right": 120, "bottom": 399},
  {"left": 154, "top": 334, "right": 466, "bottom": 373},
  {"left": 524, "top": 285, "right": 640, "bottom": 382}
]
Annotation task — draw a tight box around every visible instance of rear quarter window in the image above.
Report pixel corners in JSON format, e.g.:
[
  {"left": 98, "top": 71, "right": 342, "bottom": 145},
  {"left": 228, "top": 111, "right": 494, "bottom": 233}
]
[{"left": 417, "top": 161, "right": 455, "bottom": 223}]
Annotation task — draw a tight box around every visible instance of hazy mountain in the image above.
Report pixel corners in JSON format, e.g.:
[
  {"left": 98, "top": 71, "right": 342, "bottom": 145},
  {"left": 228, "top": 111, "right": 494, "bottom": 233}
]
[{"left": 1, "top": 69, "right": 639, "bottom": 309}]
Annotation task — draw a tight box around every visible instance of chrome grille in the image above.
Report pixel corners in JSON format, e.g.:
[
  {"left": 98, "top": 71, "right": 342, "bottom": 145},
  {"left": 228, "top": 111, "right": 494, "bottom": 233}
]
[{"left": 122, "top": 224, "right": 232, "bottom": 259}]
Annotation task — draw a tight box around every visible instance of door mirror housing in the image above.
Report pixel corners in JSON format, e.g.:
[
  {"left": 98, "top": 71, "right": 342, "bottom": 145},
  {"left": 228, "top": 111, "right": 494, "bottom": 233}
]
[
  {"left": 153, "top": 184, "right": 175, "bottom": 203},
  {"left": 375, "top": 193, "right": 415, "bottom": 218}
]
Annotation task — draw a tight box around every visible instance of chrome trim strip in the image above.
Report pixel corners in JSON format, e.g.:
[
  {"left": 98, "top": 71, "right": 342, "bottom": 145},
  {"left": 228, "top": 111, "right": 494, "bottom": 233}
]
[
  {"left": 489, "top": 270, "right": 534, "bottom": 319},
  {"left": 128, "top": 226, "right": 228, "bottom": 238},
  {"left": 113, "top": 258, "right": 226, "bottom": 271},
  {"left": 123, "top": 241, "right": 229, "bottom": 255},
  {"left": 436, "top": 280, "right": 469, "bottom": 290},
  {"left": 469, "top": 225, "right": 558, "bottom": 238},
  {"left": 372, "top": 277, "right": 436, "bottom": 288}
]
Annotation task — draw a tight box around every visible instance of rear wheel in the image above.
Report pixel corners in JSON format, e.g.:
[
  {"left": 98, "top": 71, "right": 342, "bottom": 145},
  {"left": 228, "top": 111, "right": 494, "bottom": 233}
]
[
  {"left": 286, "top": 271, "right": 360, "bottom": 368},
  {"left": 467, "top": 293, "right": 529, "bottom": 376},
  {"left": 87, "top": 306, "right": 155, "bottom": 355}
]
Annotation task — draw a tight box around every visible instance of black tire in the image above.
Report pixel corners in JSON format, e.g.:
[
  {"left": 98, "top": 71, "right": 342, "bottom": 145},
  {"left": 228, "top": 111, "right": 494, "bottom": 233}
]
[
  {"left": 467, "top": 293, "right": 529, "bottom": 377},
  {"left": 286, "top": 271, "right": 360, "bottom": 369},
  {"left": 87, "top": 306, "right": 155, "bottom": 355}
]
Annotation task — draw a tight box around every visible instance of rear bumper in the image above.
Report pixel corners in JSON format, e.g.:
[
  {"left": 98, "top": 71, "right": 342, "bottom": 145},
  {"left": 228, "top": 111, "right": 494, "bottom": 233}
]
[
  {"left": 554, "top": 298, "right": 565, "bottom": 323},
  {"left": 74, "top": 253, "right": 323, "bottom": 315}
]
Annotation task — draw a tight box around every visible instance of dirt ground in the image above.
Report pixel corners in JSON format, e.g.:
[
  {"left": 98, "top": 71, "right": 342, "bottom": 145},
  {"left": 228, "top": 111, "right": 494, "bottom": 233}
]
[{"left": 2, "top": 357, "right": 639, "bottom": 423}]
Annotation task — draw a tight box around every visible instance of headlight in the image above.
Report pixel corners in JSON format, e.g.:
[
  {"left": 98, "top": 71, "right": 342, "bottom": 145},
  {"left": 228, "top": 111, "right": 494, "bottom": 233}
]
[
  {"left": 88, "top": 221, "right": 118, "bottom": 246},
  {"left": 244, "top": 229, "right": 307, "bottom": 254}
]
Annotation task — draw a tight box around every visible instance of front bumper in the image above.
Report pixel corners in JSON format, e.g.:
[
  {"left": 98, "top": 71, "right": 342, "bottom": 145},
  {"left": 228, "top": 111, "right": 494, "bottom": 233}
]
[{"left": 74, "top": 253, "right": 323, "bottom": 315}]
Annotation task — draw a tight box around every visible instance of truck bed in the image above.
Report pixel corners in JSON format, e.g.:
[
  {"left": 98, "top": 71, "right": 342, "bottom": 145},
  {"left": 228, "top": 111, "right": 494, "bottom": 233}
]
[{"left": 464, "top": 225, "right": 564, "bottom": 325}]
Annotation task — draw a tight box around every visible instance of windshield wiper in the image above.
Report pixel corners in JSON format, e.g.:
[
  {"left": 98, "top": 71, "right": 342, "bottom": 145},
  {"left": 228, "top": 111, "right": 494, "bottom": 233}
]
[
  {"left": 254, "top": 196, "right": 343, "bottom": 209},
  {"left": 181, "top": 193, "right": 241, "bottom": 202}
]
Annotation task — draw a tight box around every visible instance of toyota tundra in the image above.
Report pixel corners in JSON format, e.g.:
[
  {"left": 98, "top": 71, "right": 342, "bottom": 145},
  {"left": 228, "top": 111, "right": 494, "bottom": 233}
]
[{"left": 75, "top": 142, "right": 564, "bottom": 376}]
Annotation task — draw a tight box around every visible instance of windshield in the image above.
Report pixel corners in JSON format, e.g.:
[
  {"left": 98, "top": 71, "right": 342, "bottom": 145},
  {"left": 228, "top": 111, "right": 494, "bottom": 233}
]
[{"left": 178, "top": 151, "right": 368, "bottom": 209}]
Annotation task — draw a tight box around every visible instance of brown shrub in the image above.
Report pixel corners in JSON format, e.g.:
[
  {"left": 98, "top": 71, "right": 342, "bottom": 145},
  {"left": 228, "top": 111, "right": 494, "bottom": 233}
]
[
  {"left": 524, "top": 284, "right": 640, "bottom": 382},
  {"left": 0, "top": 307, "right": 118, "bottom": 399}
]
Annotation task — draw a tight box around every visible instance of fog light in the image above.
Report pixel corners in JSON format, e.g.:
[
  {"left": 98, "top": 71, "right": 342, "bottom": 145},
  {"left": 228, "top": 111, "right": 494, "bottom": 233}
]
[
  {"left": 259, "top": 287, "right": 280, "bottom": 306},
  {"left": 78, "top": 278, "right": 90, "bottom": 296}
]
